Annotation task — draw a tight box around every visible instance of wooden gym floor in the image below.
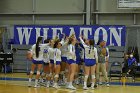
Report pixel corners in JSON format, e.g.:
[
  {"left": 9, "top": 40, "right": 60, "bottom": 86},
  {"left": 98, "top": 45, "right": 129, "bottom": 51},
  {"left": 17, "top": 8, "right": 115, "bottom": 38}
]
[{"left": 0, "top": 73, "right": 140, "bottom": 93}]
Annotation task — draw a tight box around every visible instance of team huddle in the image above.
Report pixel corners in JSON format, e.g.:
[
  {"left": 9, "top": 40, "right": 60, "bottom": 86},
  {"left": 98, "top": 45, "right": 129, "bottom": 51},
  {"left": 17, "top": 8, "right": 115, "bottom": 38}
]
[{"left": 27, "top": 33, "right": 110, "bottom": 90}]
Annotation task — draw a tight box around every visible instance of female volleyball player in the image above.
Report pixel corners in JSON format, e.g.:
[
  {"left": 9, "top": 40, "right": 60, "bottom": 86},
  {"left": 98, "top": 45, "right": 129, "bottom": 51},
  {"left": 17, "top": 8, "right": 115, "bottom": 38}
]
[
  {"left": 79, "top": 36, "right": 98, "bottom": 90},
  {"left": 42, "top": 39, "right": 51, "bottom": 88},
  {"left": 28, "top": 37, "right": 49, "bottom": 88},
  {"left": 52, "top": 39, "right": 64, "bottom": 88},
  {"left": 74, "top": 42, "right": 83, "bottom": 85},
  {"left": 66, "top": 34, "right": 77, "bottom": 90},
  {"left": 48, "top": 39, "right": 55, "bottom": 86},
  {"left": 60, "top": 36, "right": 69, "bottom": 85},
  {"left": 52, "top": 34, "right": 68, "bottom": 88}
]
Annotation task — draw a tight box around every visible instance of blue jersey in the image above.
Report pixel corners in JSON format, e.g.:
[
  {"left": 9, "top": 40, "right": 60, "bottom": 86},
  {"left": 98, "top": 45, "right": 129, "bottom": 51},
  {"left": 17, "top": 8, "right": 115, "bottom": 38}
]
[
  {"left": 75, "top": 44, "right": 82, "bottom": 60},
  {"left": 127, "top": 57, "right": 136, "bottom": 66}
]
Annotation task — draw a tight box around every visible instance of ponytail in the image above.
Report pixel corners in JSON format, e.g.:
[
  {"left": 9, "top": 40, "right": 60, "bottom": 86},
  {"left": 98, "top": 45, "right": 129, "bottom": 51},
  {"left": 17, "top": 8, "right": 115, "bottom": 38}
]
[
  {"left": 89, "top": 39, "right": 95, "bottom": 48},
  {"left": 54, "top": 40, "right": 60, "bottom": 48},
  {"left": 36, "top": 37, "right": 43, "bottom": 58}
]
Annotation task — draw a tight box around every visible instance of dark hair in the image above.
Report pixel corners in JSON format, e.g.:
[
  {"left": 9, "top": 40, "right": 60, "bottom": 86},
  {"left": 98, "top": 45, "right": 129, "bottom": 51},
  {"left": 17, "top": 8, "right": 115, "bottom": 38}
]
[
  {"left": 97, "top": 40, "right": 100, "bottom": 45},
  {"left": 54, "top": 40, "right": 60, "bottom": 48},
  {"left": 44, "top": 39, "right": 50, "bottom": 44},
  {"left": 68, "top": 37, "right": 73, "bottom": 44},
  {"left": 36, "top": 37, "right": 43, "bottom": 58},
  {"left": 83, "top": 38, "right": 86, "bottom": 42},
  {"left": 89, "top": 39, "right": 95, "bottom": 48}
]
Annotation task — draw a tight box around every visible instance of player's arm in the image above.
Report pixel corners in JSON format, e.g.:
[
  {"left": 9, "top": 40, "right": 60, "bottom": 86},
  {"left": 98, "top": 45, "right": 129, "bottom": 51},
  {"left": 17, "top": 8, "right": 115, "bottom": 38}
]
[
  {"left": 94, "top": 48, "right": 98, "bottom": 64},
  {"left": 79, "top": 36, "right": 89, "bottom": 48},
  {"left": 54, "top": 49, "right": 57, "bottom": 64}
]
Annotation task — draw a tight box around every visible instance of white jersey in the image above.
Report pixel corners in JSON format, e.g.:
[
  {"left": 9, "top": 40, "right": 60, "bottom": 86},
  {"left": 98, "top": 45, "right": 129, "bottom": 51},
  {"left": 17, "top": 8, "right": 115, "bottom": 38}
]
[
  {"left": 54, "top": 48, "right": 61, "bottom": 63},
  {"left": 31, "top": 44, "right": 49, "bottom": 61},
  {"left": 43, "top": 45, "right": 50, "bottom": 63},
  {"left": 79, "top": 37, "right": 98, "bottom": 63},
  {"left": 67, "top": 44, "right": 76, "bottom": 61},
  {"left": 61, "top": 40, "right": 69, "bottom": 57},
  {"left": 48, "top": 47, "right": 55, "bottom": 60}
]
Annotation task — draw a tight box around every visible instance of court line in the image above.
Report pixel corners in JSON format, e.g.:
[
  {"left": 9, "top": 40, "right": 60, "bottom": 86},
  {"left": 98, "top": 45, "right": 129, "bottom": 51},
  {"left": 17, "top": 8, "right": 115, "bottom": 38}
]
[{"left": 0, "top": 77, "right": 140, "bottom": 86}]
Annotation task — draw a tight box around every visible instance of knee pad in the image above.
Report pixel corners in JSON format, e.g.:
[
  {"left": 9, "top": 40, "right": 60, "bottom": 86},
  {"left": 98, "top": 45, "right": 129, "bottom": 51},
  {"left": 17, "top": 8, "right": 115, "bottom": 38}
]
[
  {"left": 92, "top": 75, "right": 96, "bottom": 79},
  {"left": 37, "top": 71, "right": 40, "bottom": 75},
  {"left": 30, "top": 71, "right": 34, "bottom": 74},
  {"left": 99, "top": 72, "right": 102, "bottom": 75},
  {"left": 65, "top": 69, "right": 68, "bottom": 73},
  {"left": 54, "top": 74, "right": 59, "bottom": 78},
  {"left": 60, "top": 71, "right": 65, "bottom": 75},
  {"left": 46, "top": 74, "right": 49, "bottom": 77},
  {"left": 41, "top": 72, "right": 45, "bottom": 76},
  {"left": 49, "top": 73, "right": 52, "bottom": 77},
  {"left": 85, "top": 75, "right": 89, "bottom": 79}
]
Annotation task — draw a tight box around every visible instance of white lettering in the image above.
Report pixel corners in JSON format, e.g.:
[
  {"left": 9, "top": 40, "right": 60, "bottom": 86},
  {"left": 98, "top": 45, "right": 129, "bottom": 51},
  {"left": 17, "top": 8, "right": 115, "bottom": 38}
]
[
  {"left": 94, "top": 27, "right": 108, "bottom": 44},
  {"left": 69, "top": 27, "right": 76, "bottom": 37},
  {"left": 35, "top": 28, "right": 41, "bottom": 41},
  {"left": 80, "top": 27, "right": 92, "bottom": 39},
  {"left": 109, "top": 27, "right": 122, "bottom": 46},
  {"left": 52, "top": 28, "right": 63, "bottom": 39},
  {"left": 17, "top": 27, "right": 33, "bottom": 45},
  {"left": 43, "top": 28, "right": 49, "bottom": 40}
]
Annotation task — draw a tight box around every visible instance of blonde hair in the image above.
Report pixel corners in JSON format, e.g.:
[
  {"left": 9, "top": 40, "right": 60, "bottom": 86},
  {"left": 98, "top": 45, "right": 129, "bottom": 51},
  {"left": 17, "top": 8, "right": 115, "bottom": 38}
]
[{"left": 54, "top": 36, "right": 59, "bottom": 43}]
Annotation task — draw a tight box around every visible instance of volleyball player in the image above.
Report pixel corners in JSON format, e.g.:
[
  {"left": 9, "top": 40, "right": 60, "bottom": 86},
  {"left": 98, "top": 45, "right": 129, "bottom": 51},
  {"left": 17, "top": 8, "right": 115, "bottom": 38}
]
[
  {"left": 52, "top": 34, "right": 69, "bottom": 88},
  {"left": 66, "top": 34, "right": 77, "bottom": 90},
  {"left": 48, "top": 39, "right": 55, "bottom": 86},
  {"left": 42, "top": 39, "right": 51, "bottom": 88},
  {"left": 28, "top": 37, "right": 49, "bottom": 88},
  {"left": 51, "top": 40, "right": 61, "bottom": 88},
  {"left": 60, "top": 36, "right": 69, "bottom": 85},
  {"left": 74, "top": 41, "right": 83, "bottom": 85},
  {"left": 79, "top": 36, "right": 98, "bottom": 90}
]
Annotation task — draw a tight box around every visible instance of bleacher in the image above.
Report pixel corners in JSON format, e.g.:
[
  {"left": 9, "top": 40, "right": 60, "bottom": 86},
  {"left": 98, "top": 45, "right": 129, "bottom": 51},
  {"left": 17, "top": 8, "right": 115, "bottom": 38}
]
[{"left": 10, "top": 45, "right": 31, "bottom": 73}]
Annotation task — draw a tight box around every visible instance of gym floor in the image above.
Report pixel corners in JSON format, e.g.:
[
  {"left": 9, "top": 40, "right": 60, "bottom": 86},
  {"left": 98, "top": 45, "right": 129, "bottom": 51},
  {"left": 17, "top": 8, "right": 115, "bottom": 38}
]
[{"left": 0, "top": 73, "right": 140, "bottom": 93}]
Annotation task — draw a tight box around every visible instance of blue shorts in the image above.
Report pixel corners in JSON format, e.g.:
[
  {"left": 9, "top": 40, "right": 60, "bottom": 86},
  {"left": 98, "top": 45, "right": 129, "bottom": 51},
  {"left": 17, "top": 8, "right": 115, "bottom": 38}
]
[
  {"left": 61, "top": 57, "right": 67, "bottom": 62},
  {"left": 50, "top": 59, "right": 54, "bottom": 64},
  {"left": 76, "top": 59, "right": 81, "bottom": 65},
  {"left": 67, "top": 59, "right": 76, "bottom": 65},
  {"left": 50, "top": 60, "right": 61, "bottom": 65},
  {"left": 32, "top": 59, "right": 43, "bottom": 64},
  {"left": 84, "top": 59, "right": 96, "bottom": 66},
  {"left": 43, "top": 62, "right": 49, "bottom": 65}
]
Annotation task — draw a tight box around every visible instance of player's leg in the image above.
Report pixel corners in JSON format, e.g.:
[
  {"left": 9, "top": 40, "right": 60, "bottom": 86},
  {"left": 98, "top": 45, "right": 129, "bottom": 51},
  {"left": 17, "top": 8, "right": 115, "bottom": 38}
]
[
  {"left": 53, "top": 62, "right": 61, "bottom": 89},
  {"left": 67, "top": 60, "right": 77, "bottom": 90},
  {"left": 90, "top": 64, "right": 96, "bottom": 89},
  {"left": 34, "top": 63, "right": 43, "bottom": 88},
  {"left": 83, "top": 65, "right": 90, "bottom": 90},
  {"left": 28, "top": 63, "right": 36, "bottom": 87}
]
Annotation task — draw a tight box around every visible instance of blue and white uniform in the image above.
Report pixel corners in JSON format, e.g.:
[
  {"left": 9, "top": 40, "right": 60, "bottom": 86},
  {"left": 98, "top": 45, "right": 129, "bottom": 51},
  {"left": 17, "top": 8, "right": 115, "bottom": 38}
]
[
  {"left": 79, "top": 37, "right": 98, "bottom": 66},
  {"left": 79, "top": 43, "right": 85, "bottom": 61},
  {"left": 67, "top": 44, "right": 76, "bottom": 64},
  {"left": 54, "top": 48, "right": 62, "bottom": 65},
  {"left": 75, "top": 44, "right": 83, "bottom": 65},
  {"left": 43, "top": 45, "right": 50, "bottom": 64},
  {"left": 61, "top": 40, "right": 68, "bottom": 62},
  {"left": 31, "top": 44, "right": 49, "bottom": 64},
  {"left": 48, "top": 47, "right": 55, "bottom": 64}
]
